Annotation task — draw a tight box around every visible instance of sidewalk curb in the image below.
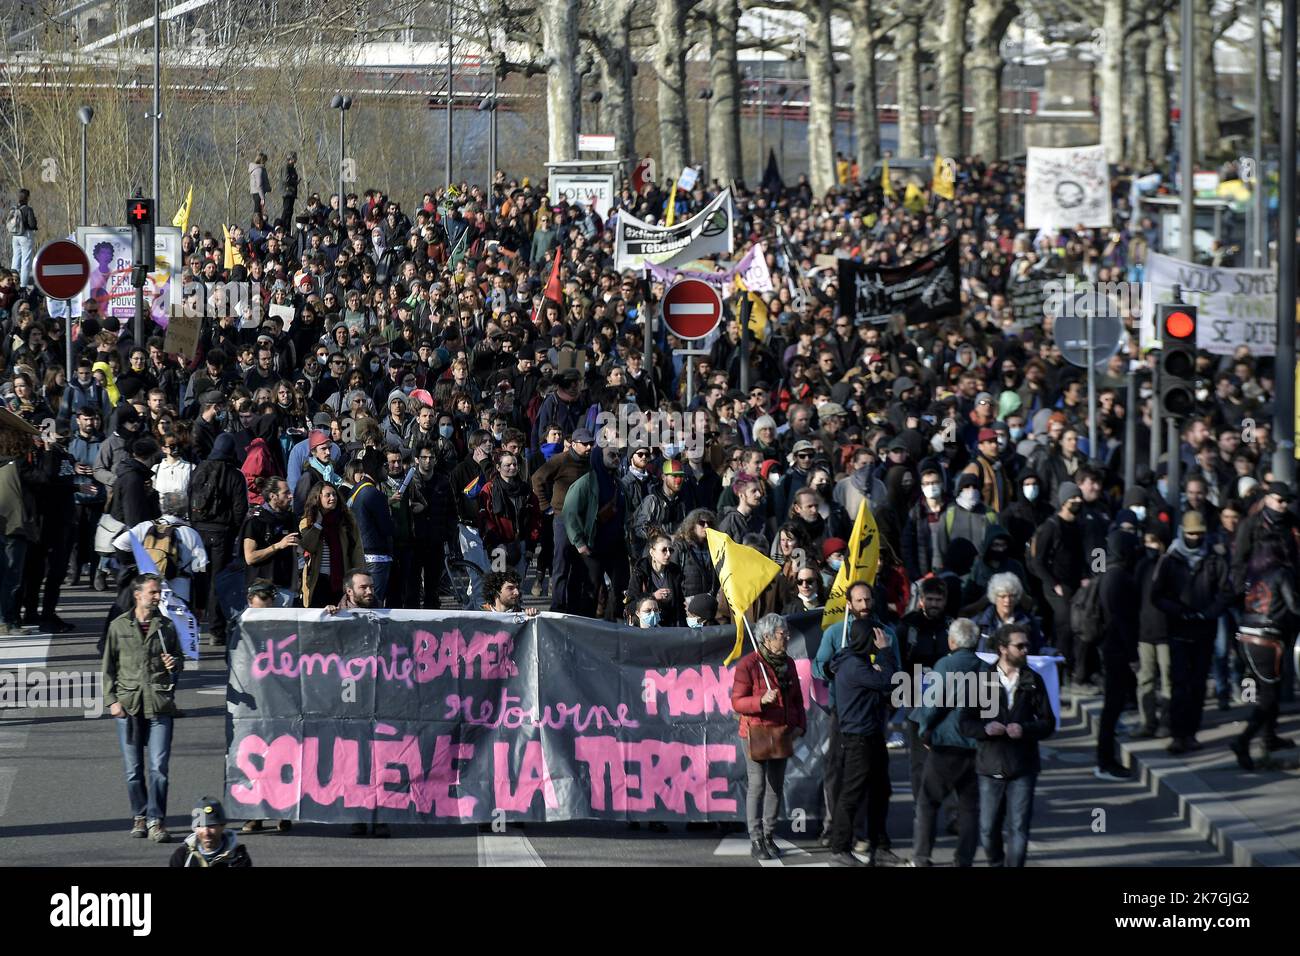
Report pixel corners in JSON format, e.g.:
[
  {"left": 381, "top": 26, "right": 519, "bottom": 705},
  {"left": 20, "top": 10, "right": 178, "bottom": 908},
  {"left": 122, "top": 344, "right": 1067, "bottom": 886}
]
[{"left": 1071, "top": 694, "right": 1300, "bottom": 867}]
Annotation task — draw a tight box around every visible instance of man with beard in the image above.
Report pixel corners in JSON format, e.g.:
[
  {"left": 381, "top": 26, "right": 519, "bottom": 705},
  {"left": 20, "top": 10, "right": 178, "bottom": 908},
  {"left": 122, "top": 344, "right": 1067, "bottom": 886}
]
[
  {"left": 632, "top": 458, "right": 694, "bottom": 558},
  {"left": 563, "top": 443, "right": 629, "bottom": 620},
  {"left": 240, "top": 477, "right": 299, "bottom": 590},
  {"left": 480, "top": 569, "right": 539, "bottom": 616},
  {"left": 451, "top": 429, "right": 496, "bottom": 608},
  {"left": 533, "top": 369, "right": 585, "bottom": 449}
]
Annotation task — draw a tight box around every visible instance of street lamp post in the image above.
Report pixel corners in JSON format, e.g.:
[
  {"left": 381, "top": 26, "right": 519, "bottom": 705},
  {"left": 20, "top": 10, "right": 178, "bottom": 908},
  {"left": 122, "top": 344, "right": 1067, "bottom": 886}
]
[
  {"left": 77, "top": 106, "right": 93, "bottom": 226},
  {"left": 843, "top": 82, "right": 854, "bottom": 166},
  {"left": 698, "top": 88, "right": 713, "bottom": 185},
  {"left": 330, "top": 95, "right": 352, "bottom": 216},
  {"left": 446, "top": 0, "right": 454, "bottom": 188},
  {"left": 777, "top": 85, "right": 788, "bottom": 174}
]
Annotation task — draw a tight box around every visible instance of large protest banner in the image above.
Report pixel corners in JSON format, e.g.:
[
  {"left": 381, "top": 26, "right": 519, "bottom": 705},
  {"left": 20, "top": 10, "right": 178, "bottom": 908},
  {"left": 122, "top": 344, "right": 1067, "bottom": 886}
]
[
  {"left": 226, "top": 609, "right": 830, "bottom": 824},
  {"left": 836, "top": 241, "right": 960, "bottom": 325},
  {"left": 1025, "top": 145, "right": 1111, "bottom": 230},
  {"left": 614, "top": 188, "right": 734, "bottom": 272},
  {"left": 1138, "top": 251, "right": 1277, "bottom": 356},
  {"left": 74, "top": 226, "right": 183, "bottom": 327}
]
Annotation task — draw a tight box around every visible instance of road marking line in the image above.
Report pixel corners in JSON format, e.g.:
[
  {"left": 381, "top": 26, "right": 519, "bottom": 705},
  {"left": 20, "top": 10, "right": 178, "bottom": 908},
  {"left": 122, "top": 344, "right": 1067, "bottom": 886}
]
[
  {"left": 0, "top": 767, "right": 14, "bottom": 818},
  {"left": 0, "top": 637, "right": 51, "bottom": 668},
  {"left": 477, "top": 832, "right": 545, "bottom": 867},
  {"left": 714, "top": 834, "right": 813, "bottom": 866}
]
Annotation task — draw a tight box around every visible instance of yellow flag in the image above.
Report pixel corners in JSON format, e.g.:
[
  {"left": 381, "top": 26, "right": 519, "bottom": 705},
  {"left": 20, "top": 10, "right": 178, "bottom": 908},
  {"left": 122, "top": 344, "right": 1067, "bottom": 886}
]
[
  {"left": 171, "top": 185, "right": 193, "bottom": 233},
  {"left": 903, "top": 181, "right": 926, "bottom": 213},
  {"left": 665, "top": 179, "right": 679, "bottom": 226},
  {"left": 222, "top": 224, "right": 244, "bottom": 270},
  {"left": 706, "top": 528, "right": 781, "bottom": 665},
  {"left": 881, "top": 158, "right": 897, "bottom": 199},
  {"left": 932, "top": 155, "right": 955, "bottom": 199},
  {"left": 733, "top": 274, "right": 768, "bottom": 343},
  {"left": 820, "top": 499, "right": 881, "bottom": 630}
]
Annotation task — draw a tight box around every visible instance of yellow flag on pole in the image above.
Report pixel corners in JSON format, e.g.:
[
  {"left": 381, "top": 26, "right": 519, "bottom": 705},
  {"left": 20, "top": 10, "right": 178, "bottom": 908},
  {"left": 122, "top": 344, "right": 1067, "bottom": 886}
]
[
  {"left": 881, "top": 158, "right": 897, "bottom": 199},
  {"left": 706, "top": 528, "right": 782, "bottom": 664},
  {"left": 222, "top": 224, "right": 244, "bottom": 270},
  {"left": 820, "top": 499, "right": 881, "bottom": 630},
  {"left": 932, "top": 154, "right": 955, "bottom": 199},
  {"left": 732, "top": 274, "right": 768, "bottom": 343},
  {"left": 665, "top": 178, "right": 680, "bottom": 226},
  {"left": 171, "top": 185, "right": 193, "bottom": 233},
  {"left": 903, "top": 181, "right": 926, "bottom": 213}
]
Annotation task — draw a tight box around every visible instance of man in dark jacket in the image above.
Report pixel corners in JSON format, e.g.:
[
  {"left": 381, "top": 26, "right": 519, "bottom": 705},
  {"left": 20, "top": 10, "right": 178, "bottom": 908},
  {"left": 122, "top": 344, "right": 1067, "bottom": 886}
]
[
  {"left": 111, "top": 438, "right": 161, "bottom": 531},
  {"left": 347, "top": 451, "right": 397, "bottom": 606},
  {"left": 529, "top": 427, "right": 592, "bottom": 612},
  {"left": 827, "top": 615, "right": 897, "bottom": 867},
  {"left": 1029, "top": 480, "right": 1085, "bottom": 668},
  {"left": 1152, "top": 510, "right": 1231, "bottom": 755},
  {"left": 909, "top": 617, "right": 982, "bottom": 867},
  {"left": 169, "top": 797, "right": 253, "bottom": 868},
  {"left": 1133, "top": 521, "right": 1172, "bottom": 737},
  {"left": 631, "top": 458, "right": 693, "bottom": 557},
  {"left": 188, "top": 433, "right": 247, "bottom": 645},
  {"left": 1096, "top": 528, "right": 1142, "bottom": 779},
  {"left": 410, "top": 443, "right": 457, "bottom": 608},
  {"left": 897, "top": 576, "right": 954, "bottom": 799},
  {"left": 531, "top": 369, "right": 585, "bottom": 449},
  {"left": 1231, "top": 482, "right": 1299, "bottom": 591},
  {"left": 959, "top": 621, "right": 1055, "bottom": 867}
]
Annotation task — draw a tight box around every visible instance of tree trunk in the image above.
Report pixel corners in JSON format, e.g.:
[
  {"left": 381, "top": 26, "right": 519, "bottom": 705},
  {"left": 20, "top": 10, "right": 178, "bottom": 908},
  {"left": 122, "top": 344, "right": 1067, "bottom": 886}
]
[
  {"left": 848, "top": 0, "right": 881, "bottom": 172},
  {"left": 1194, "top": 0, "right": 1219, "bottom": 158},
  {"left": 936, "top": 0, "right": 969, "bottom": 157},
  {"left": 594, "top": 0, "right": 636, "bottom": 178},
  {"left": 1146, "top": 21, "right": 1170, "bottom": 163},
  {"left": 654, "top": 0, "right": 690, "bottom": 176},
  {"left": 539, "top": 0, "right": 580, "bottom": 163},
  {"left": 708, "top": 0, "right": 743, "bottom": 185},
  {"left": 1124, "top": 24, "right": 1150, "bottom": 165},
  {"left": 895, "top": 16, "right": 922, "bottom": 157},
  {"left": 1100, "top": 0, "right": 1125, "bottom": 163},
  {"left": 804, "top": 0, "right": 837, "bottom": 194},
  {"left": 968, "top": 0, "right": 1018, "bottom": 161}
]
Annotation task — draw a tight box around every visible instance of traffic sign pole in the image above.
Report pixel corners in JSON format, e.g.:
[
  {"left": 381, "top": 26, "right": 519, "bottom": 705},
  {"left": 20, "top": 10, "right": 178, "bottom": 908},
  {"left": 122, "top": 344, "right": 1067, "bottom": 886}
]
[{"left": 1086, "top": 309, "right": 1096, "bottom": 463}]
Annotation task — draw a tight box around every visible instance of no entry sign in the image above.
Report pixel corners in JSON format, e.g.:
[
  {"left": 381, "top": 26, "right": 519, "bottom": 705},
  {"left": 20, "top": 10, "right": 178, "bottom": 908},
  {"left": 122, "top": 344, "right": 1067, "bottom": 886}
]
[
  {"left": 660, "top": 278, "right": 723, "bottom": 340},
  {"left": 32, "top": 240, "right": 91, "bottom": 301}
]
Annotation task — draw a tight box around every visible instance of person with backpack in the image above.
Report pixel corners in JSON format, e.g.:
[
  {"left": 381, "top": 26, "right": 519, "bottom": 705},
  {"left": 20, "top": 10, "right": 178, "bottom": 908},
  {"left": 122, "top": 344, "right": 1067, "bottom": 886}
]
[
  {"left": 932, "top": 473, "right": 998, "bottom": 572},
  {"left": 1029, "top": 481, "right": 1086, "bottom": 676},
  {"left": 113, "top": 492, "right": 208, "bottom": 604},
  {"left": 189, "top": 433, "right": 248, "bottom": 646},
  {"left": 7, "top": 188, "right": 37, "bottom": 287}
]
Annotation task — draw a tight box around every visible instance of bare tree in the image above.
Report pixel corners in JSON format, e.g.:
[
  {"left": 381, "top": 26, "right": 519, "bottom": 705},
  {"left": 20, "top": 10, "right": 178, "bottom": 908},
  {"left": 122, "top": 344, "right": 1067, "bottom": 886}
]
[
  {"left": 1146, "top": 20, "right": 1171, "bottom": 165},
  {"left": 653, "top": 0, "right": 693, "bottom": 176},
  {"left": 705, "top": 0, "right": 742, "bottom": 184},
  {"left": 587, "top": 0, "right": 639, "bottom": 175},
  {"left": 1099, "top": 0, "right": 1124, "bottom": 162},
  {"left": 540, "top": 0, "right": 581, "bottom": 163},
  {"left": 895, "top": 7, "right": 923, "bottom": 157},
  {"left": 968, "top": 0, "right": 1017, "bottom": 160},
  {"left": 804, "top": 0, "right": 837, "bottom": 193},
  {"left": 843, "top": 0, "right": 882, "bottom": 170},
  {"left": 1123, "top": 21, "right": 1150, "bottom": 164},
  {"left": 936, "top": 0, "right": 969, "bottom": 157}
]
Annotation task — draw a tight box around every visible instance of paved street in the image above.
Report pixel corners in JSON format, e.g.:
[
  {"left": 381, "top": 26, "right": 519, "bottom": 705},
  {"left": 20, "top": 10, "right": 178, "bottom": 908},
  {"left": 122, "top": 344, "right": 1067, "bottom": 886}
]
[{"left": 0, "top": 583, "right": 1247, "bottom": 866}]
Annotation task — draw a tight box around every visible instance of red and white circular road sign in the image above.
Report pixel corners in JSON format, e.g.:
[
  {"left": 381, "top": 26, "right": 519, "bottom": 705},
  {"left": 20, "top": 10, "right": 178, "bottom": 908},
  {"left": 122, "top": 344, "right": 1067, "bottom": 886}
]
[
  {"left": 32, "top": 239, "right": 92, "bottom": 301},
  {"left": 660, "top": 278, "right": 724, "bottom": 340}
]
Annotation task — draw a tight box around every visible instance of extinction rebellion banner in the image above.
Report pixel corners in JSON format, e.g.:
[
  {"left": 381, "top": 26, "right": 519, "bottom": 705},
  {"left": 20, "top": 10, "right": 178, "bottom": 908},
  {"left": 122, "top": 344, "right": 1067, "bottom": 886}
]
[
  {"left": 226, "top": 609, "right": 830, "bottom": 823},
  {"left": 613, "top": 188, "right": 734, "bottom": 272},
  {"left": 836, "top": 241, "right": 961, "bottom": 325}
]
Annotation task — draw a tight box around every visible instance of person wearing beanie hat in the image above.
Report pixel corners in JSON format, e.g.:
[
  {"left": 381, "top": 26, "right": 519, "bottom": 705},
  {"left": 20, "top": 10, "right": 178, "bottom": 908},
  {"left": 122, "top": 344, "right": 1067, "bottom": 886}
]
[
  {"left": 685, "top": 592, "right": 718, "bottom": 627},
  {"left": 1151, "top": 505, "right": 1231, "bottom": 755},
  {"left": 1029, "top": 479, "right": 1086, "bottom": 673},
  {"left": 961, "top": 426, "right": 1009, "bottom": 513},
  {"left": 170, "top": 797, "right": 254, "bottom": 867},
  {"left": 933, "top": 471, "right": 998, "bottom": 574}
]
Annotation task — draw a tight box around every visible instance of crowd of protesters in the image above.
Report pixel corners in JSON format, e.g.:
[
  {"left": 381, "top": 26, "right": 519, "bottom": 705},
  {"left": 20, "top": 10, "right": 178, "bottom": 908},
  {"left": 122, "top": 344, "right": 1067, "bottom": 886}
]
[{"left": 2, "top": 146, "right": 1296, "bottom": 861}]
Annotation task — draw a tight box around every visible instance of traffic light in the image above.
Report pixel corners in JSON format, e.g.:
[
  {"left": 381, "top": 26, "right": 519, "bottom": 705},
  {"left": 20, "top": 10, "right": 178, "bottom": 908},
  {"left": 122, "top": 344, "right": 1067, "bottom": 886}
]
[
  {"left": 1157, "top": 303, "right": 1198, "bottom": 418},
  {"left": 126, "top": 193, "right": 155, "bottom": 270}
]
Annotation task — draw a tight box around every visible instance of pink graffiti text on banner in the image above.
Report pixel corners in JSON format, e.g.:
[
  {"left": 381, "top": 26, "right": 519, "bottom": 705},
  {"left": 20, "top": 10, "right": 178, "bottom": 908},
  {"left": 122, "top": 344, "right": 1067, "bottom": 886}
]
[
  {"left": 445, "top": 689, "right": 640, "bottom": 731},
  {"left": 493, "top": 740, "right": 560, "bottom": 812},
  {"left": 641, "top": 659, "right": 818, "bottom": 715},
  {"left": 574, "top": 736, "right": 737, "bottom": 814}
]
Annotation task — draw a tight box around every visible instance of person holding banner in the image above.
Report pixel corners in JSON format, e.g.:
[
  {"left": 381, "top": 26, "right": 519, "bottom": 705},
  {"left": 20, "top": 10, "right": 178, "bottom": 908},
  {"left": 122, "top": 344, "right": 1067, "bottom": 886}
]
[
  {"left": 731, "top": 612, "right": 807, "bottom": 861},
  {"left": 103, "top": 573, "right": 182, "bottom": 844}
]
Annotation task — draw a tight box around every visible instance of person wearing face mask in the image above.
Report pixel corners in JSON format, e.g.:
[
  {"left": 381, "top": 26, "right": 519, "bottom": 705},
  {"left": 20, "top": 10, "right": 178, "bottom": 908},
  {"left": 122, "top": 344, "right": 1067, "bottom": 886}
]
[
  {"left": 933, "top": 473, "right": 998, "bottom": 573},
  {"left": 563, "top": 442, "right": 629, "bottom": 620},
  {"left": 1151, "top": 511, "right": 1231, "bottom": 755},
  {"left": 961, "top": 525, "right": 1028, "bottom": 615},
  {"left": 902, "top": 462, "right": 947, "bottom": 581},
  {"left": 784, "top": 566, "right": 827, "bottom": 614},
  {"left": 685, "top": 592, "right": 718, "bottom": 628},
  {"left": 1029, "top": 481, "right": 1087, "bottom": 671},
  {"left": 630, "top": 596, "right": 661, "bottom": 629},
  {"left": 1230, "top": 482, "right": 1300, "bottom": 593}
]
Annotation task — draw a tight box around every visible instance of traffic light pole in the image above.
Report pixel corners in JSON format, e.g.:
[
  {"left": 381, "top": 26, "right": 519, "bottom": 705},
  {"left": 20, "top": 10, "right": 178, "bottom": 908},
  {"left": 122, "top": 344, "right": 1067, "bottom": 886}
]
[
  {"left": 1273, "top": 0, "right": 1297, "bottom": 483},
  {"left": 1124, "top": 369, "right": 1137, "bottom": 490},
  {"left": 1167, "top": 418, "right": 1181, "bottom": 524},
  {"left": 1086, "top": 310, "right": 1097, "bottom": 463}
]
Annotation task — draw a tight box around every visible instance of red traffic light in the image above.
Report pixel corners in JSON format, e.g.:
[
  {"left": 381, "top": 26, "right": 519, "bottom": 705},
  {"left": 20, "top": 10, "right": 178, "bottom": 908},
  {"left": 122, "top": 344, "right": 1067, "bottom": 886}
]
[
  {"left": 126, "top": 197, "right": 154, "bottom": 225},
  {"left": 1163, "top": 309, "right": 1195, "bottom": 340}
]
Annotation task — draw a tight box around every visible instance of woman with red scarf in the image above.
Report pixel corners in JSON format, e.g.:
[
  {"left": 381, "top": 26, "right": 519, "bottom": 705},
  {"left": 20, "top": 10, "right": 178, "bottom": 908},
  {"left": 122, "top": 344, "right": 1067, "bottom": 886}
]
[{"left": 298, "top": 482, "right": 365, "bottom": 607}]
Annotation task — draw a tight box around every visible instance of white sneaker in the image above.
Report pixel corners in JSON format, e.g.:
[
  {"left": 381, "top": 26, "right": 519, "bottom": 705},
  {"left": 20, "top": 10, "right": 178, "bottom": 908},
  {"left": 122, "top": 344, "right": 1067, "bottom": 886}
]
[{"left": 885, "top": 731, "right": 906, "bottom": 750}]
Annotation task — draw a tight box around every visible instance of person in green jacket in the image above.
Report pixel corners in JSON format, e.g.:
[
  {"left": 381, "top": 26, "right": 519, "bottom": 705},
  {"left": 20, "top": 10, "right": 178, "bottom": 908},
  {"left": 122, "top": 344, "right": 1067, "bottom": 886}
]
[
  {"left": 103, "top": 573, "right": 183, "bottom": 844},
  {"left": 563, "top": 444, "right": 628, "bottom": 620}
]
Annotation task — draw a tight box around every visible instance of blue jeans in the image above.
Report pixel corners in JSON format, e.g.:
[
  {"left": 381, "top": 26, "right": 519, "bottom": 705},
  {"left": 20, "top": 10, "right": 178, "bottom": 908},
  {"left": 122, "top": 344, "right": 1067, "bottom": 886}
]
[
  {"left": 978, "top": 774, "right": 1037, "bottom": 867},
  {"left": 10, "top": 235, "right": 33, "bottom": 286},
  {"left": 115, "top": 714, "right": 174, "bottom": 822},
  {"left": 0, "top": 534, "right": 28, "bottom": 625},
  {"left": 457, "top": 524, "right": 488, "bottom": 609},
  {"left": 365, "top": 560, "right": 391, "bottom": 608},
  {"left": 1213, "top": 611, "right": 1242, "bottom": 701}
]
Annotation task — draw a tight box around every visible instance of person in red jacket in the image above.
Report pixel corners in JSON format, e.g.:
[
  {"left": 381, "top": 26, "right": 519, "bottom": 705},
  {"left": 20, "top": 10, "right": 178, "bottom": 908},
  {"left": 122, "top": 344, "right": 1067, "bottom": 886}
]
[
  {"left": 731, "top": 612, "right": 807, "bottom": 861},
  {"left": 240, "top": 413, "right": 285, "bottom": 505},
  {"left": 477, "top": 450, "right": 542, "bottom": 579}
]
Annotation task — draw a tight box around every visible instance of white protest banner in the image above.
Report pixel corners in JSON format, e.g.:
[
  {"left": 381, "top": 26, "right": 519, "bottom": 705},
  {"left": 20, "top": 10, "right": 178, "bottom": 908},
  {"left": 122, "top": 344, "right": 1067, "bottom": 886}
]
[
  {"left": 548, "top": 172, "right": 616, "bottom": 219},
  {"left": 1025, "top": 145, "right": 1111, "bottom": 230},
  {"left": 1139, "top": 251, "right": 1277, "bottom": 356},
  {"left": 735, "top": 242, "right": 774, "bottom": 293},
  {"left": 677, "top": 166, "right": 699, "bottom": 191},
  {"left": 269, "top": 303, "right": 295, "bottom": 332},
  {"left": 615, "top": 188, "right": 734, "bottom": 271},
  {"left": 123, "top": 530, "right": 200, "bottom": 661}
]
